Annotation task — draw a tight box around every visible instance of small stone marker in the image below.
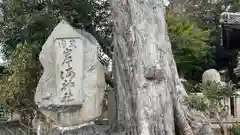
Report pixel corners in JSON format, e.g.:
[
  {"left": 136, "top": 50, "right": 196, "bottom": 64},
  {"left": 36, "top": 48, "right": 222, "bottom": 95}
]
[
  {"left": 35, "top": 20, "right": 105, "bottom": 128},
  {"left": 202, "top": 69, "right": 226, "bottom": 86},
  {"left": 202, "top": 69, "right": 221, "bottom": 83}
]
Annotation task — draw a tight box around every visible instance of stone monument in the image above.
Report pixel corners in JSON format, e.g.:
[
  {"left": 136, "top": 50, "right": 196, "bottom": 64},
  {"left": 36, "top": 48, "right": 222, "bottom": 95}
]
[
  {"left": 202, "top": 69, "right": 221, "bottom": 83},
  {"left": 202, "top": 69, "right": 226, "bottom": 86},
  {"left": 35, "top": 20, "right": 106, "bottom": 134}
]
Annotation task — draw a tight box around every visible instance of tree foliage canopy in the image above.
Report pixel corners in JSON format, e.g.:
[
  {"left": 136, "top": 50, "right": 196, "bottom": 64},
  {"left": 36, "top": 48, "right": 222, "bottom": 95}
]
[
  {"left": 166, "top": 10, "right": 216, "bottom": 81},
  {"left": 0, "top": 42, "right": 41, "bottom": 116},
  {"left": 0, "top": 0, "right": 112, "bottom": 59}
]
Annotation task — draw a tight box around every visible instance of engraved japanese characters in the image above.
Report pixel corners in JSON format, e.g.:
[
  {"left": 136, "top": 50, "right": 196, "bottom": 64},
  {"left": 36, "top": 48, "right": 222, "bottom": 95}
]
[
  {"left": 55, "top": 38, "right": 83, "bottom": 105},
  {"left": 35, "top": 20, "right": 105, "bottom": 126}
]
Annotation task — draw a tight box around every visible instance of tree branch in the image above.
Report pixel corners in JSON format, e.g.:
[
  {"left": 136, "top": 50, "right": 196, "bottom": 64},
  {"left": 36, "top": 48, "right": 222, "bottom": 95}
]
[{"left": 84, "top": 25, "right": 113, "bottom": 59}]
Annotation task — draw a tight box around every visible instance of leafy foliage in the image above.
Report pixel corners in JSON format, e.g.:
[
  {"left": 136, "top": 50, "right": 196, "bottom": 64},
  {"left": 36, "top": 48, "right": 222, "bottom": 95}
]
[
  {"left": 185, "top": 93, "right": 208, "bottom": 112},
  {"left": 166, "top": 11, "right": 216, "bottom": 81},
  {"left": 0, "top": 42, "right": 41, "bottom": 117},
  {"left": 232, "top": 122, "right": 240, "bottom": 135},
  {"left": 185, "top": 80, "right": 238, "bottom": 134},
  {"left": 185, "top": 81, "right": 238, "bottom": 118},
  {"left": 179, "top": 0, "right": 240, "bottom": 71},
  {"left": 0, "top": 0, "right": 112, "bottom": 59}
]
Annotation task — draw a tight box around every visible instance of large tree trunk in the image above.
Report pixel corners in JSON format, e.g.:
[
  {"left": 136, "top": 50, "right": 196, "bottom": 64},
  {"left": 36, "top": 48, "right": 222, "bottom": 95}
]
[{"left": 111, "top": 0, "right": 214, "bottom": 135}]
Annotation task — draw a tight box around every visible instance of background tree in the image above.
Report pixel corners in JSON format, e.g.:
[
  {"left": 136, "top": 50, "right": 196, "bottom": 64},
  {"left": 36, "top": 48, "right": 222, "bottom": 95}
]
[
  {"left": 0, "top": 42, "right": 41, "bottom": 119},
  {"left": 166, "top": 10, "right": 216, "bottom": 83},
  {"left": 0, "top": 0, "right": 112, "bottom": 59},
  {"left": 168, "top": 0, "right": 240, "bottom": 68}
]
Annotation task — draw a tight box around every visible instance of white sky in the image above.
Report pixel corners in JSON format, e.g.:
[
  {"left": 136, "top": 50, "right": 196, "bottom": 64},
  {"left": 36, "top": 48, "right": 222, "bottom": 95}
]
[{"left": 163, "top": 0, "right": 170, "bottom": 6}]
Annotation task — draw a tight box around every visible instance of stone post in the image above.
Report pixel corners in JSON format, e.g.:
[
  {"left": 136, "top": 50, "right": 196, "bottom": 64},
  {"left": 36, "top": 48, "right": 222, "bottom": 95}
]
[
  {"left": 107, "top": 90, "right": 117, "bottom": 125},
  {"left": 34, "top": 20, "right": 106, "bottom": 135}
]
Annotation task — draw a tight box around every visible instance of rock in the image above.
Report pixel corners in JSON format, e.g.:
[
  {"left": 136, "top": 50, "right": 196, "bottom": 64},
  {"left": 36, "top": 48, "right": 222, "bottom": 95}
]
[
  {"left": 202, "top": 69, "right": 221, "bottom": 83},
  {"left": 202, "top": 69, "right": 226, "bottom": 87},
  {"left": 35, "top": 20, "right": 105, "bottom": 127}
]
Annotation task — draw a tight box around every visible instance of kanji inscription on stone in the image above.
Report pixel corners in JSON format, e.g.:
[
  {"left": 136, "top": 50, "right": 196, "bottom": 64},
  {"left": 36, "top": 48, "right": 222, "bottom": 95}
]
[{"left": 54, "top": 38, "right": 84, "bottom": 105}]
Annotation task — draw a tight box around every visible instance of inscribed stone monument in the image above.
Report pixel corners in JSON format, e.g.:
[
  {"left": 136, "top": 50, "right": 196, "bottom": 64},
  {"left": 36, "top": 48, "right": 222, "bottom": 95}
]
[{"left": 35, "top": 20, "right": 105, "bottom": 127}]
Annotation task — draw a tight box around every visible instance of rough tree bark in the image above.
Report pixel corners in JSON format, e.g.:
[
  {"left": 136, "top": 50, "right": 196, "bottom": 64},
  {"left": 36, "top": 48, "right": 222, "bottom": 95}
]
[{"left": 111, "top": 0, "right": 214, "bottom": 135}]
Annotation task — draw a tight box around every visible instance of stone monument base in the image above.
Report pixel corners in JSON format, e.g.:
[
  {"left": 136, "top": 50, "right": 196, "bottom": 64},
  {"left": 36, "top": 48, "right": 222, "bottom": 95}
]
[{"left": 47, "top": 123, "right": 107, "bottom": 135}]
